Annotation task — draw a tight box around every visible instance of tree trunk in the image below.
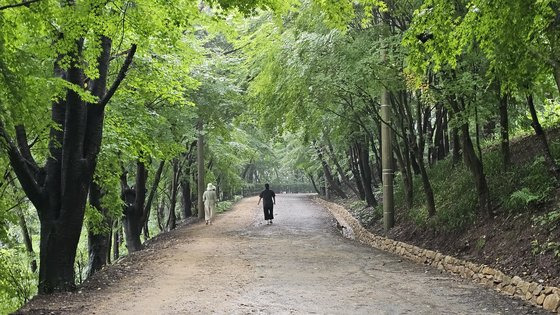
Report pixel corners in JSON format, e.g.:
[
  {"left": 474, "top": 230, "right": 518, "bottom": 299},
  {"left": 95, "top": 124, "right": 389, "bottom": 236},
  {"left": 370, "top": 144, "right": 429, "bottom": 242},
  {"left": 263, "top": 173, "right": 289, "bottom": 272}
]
[
  {"left": 167, "top": 159, "right": 180, "bottom": 230},
  {"left": 121, "top": 160, "right": 147, "bottom": 253},
  {"left": 0, "top": 33, "right": 136, "bottom": 293},
  {"left": 423, "top": 107, "right": 435, "bottom": 166},
  {"left": 87, "top": 182, "right": 112, "bottom": 278},
  {"left": 395, "top": 138, "right": 413, "bottom": 210},
  {"left": 394, "top": 96, "right": 414, "bottom": 210},
  {"left": 315, "top": 144, "right": 347, "bottom": 199},
  {"left": 307, "top": 172, "right": 322, "bottom": 195},
  {"left": 527, "top": 94, "right": 560, "bottom": 181},
  {"left": 17, "top": 207, "right": 37, "bottom": 273},
  {"left": 142, "top": 160, "right": 165, "bottom": 238},
  {"left": 38, "top": 220, "right": 81, "bottom": 293},
  {"left": 156, "top": 198, "right": 165, "bottom": 232},
  {"left": 370, "top": 138, "right": 383, "bottom": 184},
  {"left": 349, "top": 146, "right": 365, "bottom": 200},
  {"left": 443, "top": 109, "right": 450, "bottom": 157},
  {"left": 499, "top": 94, "right": 510, "bottom": 170},
  {"left": 106, "top": 227, "right": 112, "bottom": 265},
  {"left": 356, "top": 141, "right": 377, "bottom": 207},
  {"left": 325, "top": 135, "right": 359, "bottom": 197},
  {"left": 415, "top": 102, "right": 436, "bottom": 217},
  {"left": 452, "top": 127, "right": 461, "bottom": 166},
  {"left": 181, "top": 178, "right": 192, "bottom": 218},
  {"left": 197, "top": 121, "right": 205, "bottom": 219},
  {"left": 552, "top": 63, "right": 560, "bottom": 97},
  {"left": 434, "top": 105, "right": 445, "bottom": 161},
  {"left": 112, "top": 220, "right": 120, "bottom": 261},
  {"left": 461, "top": 123, "right": 490, "bottom": 214}
]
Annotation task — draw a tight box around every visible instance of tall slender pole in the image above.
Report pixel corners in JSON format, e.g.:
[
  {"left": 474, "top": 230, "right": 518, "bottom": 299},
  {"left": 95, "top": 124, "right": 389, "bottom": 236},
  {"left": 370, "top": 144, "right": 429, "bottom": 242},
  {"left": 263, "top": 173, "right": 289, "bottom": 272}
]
[
  {"left": 381, "top": 50, "right": 394, "bottom": 231},
  {"left": 197, "top": 120, "right": 205, "bottom": 220}
]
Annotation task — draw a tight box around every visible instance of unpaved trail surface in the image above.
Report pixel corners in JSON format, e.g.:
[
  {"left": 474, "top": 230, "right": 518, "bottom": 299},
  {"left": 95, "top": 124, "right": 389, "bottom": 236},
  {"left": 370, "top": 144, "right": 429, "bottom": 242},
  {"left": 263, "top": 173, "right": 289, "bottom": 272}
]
[{"left": 20, "top": 194, "right": 544, "bottom": 314}]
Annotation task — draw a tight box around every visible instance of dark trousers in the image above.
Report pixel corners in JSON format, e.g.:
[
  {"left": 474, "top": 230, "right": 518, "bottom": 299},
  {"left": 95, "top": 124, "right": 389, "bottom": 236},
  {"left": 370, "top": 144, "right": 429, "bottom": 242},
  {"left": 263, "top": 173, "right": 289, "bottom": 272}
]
[{"left": 263, "top": 205, "right": 274, "bottom": 220}]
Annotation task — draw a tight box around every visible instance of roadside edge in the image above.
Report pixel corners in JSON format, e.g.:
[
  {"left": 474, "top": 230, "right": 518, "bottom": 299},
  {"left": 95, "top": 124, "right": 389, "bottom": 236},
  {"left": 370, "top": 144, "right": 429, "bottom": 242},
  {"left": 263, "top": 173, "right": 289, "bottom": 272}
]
[{"left": 314, "top": 197, "right": 560, "bottom": 313}]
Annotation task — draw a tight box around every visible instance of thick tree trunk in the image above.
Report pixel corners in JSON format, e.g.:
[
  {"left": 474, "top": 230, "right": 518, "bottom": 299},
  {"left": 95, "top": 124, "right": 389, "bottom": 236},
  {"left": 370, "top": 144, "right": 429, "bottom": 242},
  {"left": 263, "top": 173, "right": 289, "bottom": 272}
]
[
  {"left": 0, "top": 33, "right": 136, "bottom": 293},
  {"left": 122, "top": 207, "right": 142, "bottom": 252},
  {"left": 527, "top": 94, "right": 560, "bottom": 181},
  {"left": 38, "top": 219, "right": 81, "bottom": 293},
  {"left": 87, "top": 182, "right": 112, "bottom": 278}
]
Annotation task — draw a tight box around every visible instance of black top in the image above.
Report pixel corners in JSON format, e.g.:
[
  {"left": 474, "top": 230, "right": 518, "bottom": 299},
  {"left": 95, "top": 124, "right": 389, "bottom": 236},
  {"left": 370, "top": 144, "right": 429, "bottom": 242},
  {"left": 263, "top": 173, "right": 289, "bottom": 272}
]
[{"left": 259, "top": 189, "right": 276, "bottom": 207}]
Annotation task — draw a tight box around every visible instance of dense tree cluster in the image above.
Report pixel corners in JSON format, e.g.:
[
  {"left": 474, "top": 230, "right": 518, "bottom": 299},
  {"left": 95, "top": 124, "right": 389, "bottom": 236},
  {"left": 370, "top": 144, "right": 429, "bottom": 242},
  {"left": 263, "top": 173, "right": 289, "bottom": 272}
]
[
  {"left": 0, "top": 0, "right": 305, "bottom": 311},
  {"left": 1, "top": 0, "right": 560, "bottom": 312}
]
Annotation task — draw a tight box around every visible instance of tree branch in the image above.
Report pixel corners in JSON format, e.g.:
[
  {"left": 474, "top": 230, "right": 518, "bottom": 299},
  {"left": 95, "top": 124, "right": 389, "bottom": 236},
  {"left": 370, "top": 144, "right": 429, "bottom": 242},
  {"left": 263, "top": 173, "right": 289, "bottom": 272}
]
[
  {"left": 15, "top": 125, "right": 40, "bottom": 174},
  {"left": 98, "top": 44, "right": 137, "bottom": 108},
  {"left": 142, "top": 160, "right": 165, "bottom": 225},
  {"left": 0, "top": 120, "right": 44, "bottom": 209},
  {"left": 0, "top": 0, "right": 40, "bottom": 11}
]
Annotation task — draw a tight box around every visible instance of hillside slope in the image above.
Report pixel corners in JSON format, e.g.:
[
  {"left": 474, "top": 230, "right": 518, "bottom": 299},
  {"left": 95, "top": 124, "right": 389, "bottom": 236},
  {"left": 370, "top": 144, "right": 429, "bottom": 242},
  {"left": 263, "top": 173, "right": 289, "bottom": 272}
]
[{"left": 343, "top": 128, "right": 560, "bottom": 287}]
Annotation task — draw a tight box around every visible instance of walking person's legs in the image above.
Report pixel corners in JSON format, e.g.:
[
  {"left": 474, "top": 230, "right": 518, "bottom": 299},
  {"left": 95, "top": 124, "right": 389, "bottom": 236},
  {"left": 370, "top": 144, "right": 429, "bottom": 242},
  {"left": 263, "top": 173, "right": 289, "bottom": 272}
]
[
  {"left": 205, "top": 205, "right": 211, "bottom": 225},
  {"left": 263, "top": 206, "right": 273, "bottom": 224}
]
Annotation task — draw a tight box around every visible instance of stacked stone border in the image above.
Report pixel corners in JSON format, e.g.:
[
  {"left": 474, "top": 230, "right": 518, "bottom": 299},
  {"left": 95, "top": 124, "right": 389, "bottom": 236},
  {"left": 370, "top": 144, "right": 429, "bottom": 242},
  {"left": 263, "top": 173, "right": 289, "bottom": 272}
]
[{"left": 314, "top": 198, "right": 560, "bottom": 313}]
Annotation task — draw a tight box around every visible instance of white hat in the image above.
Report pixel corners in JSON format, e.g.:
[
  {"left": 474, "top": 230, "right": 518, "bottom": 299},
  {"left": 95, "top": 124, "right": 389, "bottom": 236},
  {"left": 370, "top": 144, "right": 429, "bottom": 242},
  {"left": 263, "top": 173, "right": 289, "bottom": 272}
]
[{"left": 207, "top": 183, "right": 215, "bottom": 190}]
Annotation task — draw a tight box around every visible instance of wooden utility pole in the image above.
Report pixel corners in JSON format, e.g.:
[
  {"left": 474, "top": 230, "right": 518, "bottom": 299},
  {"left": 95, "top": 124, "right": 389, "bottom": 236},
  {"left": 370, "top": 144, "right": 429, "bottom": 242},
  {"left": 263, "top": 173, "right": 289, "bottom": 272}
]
[
  {"left": 197, "top": 120, "right": 205, "bottom": 220},
  {"left": 381, "top": 50, "right": 394, "bottom": 231}
]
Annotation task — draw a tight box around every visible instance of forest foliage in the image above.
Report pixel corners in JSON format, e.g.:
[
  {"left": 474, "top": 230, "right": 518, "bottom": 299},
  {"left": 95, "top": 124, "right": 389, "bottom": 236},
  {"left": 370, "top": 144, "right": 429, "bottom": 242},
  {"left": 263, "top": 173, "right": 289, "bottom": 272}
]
[{"left": 1, "top": 0, "right": 560, "bottom": 312}]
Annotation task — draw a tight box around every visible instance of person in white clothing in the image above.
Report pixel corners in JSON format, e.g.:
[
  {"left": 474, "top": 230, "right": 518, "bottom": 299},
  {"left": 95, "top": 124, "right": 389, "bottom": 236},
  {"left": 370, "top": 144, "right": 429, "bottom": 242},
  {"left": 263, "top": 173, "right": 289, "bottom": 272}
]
[{"left": 203, "top": 183, "right": 218, "bottom": 225}]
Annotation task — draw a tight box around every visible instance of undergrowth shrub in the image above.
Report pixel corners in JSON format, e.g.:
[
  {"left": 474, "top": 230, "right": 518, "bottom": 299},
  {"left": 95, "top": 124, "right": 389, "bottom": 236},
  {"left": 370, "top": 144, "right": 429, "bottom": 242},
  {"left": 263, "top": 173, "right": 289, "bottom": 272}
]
[
  {"left": 533, "top": 210, "right": 560, "bottom": 231},
  {"left": 392, "top": 128, "right": 559, "bottom": 232},
  {"left": 399, "top": 158, "right": 477, "bottom": 231},
  {"left": 347, "top": 200, "right": 380, "bottom": 227},
  {"left": 0, "top": 248, "right": 36, "bottom": 314},
  {"left": 217, "top": 200, "right": 234, "bottom": 214}
]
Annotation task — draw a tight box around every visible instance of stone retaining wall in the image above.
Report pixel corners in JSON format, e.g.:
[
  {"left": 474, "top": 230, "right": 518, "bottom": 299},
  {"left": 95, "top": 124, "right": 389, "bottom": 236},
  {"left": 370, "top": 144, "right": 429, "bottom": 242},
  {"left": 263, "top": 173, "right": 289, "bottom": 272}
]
[{"left": 315, "top": 198, "right": 560, "bottom": 313}]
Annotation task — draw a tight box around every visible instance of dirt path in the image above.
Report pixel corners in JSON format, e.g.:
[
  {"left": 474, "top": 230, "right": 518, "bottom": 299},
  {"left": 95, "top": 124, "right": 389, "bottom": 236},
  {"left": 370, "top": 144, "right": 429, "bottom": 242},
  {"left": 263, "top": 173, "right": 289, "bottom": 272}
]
[{"left": 20, "top": 194, "right": 544, "bottom": 314}]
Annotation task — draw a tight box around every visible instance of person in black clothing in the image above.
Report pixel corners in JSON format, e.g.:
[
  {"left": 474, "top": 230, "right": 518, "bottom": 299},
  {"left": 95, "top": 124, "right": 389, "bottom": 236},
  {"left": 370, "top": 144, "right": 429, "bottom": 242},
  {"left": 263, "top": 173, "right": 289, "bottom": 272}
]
[{"left": 257, "top": 183, "right": 276, "bottom": 224}]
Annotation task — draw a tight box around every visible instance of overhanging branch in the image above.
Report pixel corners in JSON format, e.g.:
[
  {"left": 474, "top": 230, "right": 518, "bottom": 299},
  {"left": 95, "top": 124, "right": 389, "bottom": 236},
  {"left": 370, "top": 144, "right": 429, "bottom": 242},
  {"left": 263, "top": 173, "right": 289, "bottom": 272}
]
[
  {"left": 98, "top": 44, "right": 137, "bottom": 108},
  {"left": 0, "top": 120, "right": 44, "bottom": 208},
  {"left": 0, "top": 0, "right": 41, "bottom": 11}
]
